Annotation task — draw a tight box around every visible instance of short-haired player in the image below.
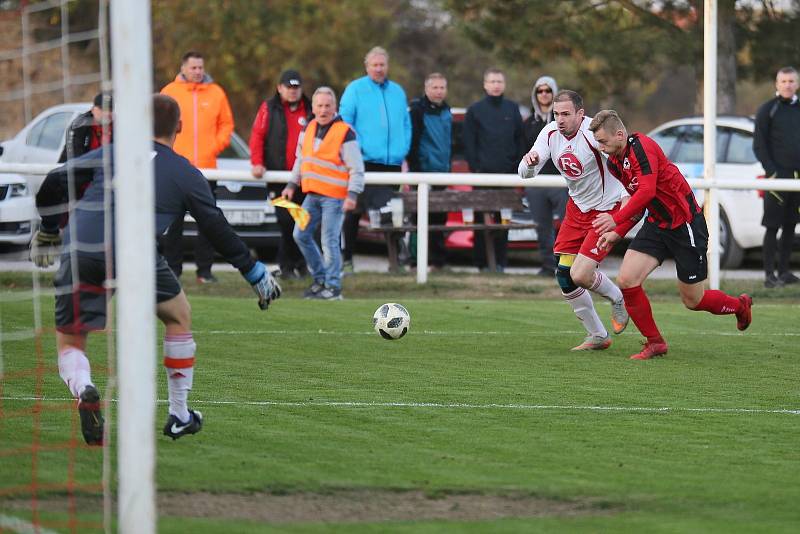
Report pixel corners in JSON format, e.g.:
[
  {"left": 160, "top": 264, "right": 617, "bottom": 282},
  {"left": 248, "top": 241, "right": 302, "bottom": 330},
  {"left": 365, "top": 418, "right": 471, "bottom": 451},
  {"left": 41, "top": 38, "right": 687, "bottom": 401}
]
[{"left": 589, "top": 110, "right": 752, "bottom": 360}]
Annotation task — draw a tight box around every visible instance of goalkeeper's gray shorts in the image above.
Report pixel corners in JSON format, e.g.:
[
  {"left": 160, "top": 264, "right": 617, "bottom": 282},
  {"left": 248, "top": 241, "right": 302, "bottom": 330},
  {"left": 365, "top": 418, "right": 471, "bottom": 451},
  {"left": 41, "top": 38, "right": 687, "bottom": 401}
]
[{"left": 54, "top": 254, "right": 181, "bottom": 334}]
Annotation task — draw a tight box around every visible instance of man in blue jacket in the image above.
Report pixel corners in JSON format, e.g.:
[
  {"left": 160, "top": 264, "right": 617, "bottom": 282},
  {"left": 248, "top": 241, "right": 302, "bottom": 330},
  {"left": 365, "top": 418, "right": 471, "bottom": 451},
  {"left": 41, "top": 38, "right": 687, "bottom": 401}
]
[
  {"left": 339, "top": 46, "right": 411, "bottom": 272},
  {"left": 463, "top": 68, "right": 526, "bottom": 272},
  {"left": 408, "top": 72, "right": 451, "bottom": 269}
]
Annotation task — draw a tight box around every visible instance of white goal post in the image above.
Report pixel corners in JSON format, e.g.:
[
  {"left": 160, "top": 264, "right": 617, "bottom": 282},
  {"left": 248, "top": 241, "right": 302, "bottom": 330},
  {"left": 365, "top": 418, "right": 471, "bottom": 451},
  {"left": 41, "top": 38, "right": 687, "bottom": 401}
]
[{"left": 110, "top": 0, "right": 156, "bottom": 533}]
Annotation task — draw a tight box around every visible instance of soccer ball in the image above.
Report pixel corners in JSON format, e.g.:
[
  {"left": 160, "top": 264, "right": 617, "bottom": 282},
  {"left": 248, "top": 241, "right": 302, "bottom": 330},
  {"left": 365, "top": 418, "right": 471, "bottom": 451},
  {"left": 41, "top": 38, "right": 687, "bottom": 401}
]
[{"left": 372, "top": 303, "right": 410, "bottom": 340}]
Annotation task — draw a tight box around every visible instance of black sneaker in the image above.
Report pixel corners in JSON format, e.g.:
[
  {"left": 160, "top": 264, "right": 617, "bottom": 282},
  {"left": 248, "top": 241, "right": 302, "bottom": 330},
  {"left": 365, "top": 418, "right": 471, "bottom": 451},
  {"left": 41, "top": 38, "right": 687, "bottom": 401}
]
[
  {"left": 78, "top": 385, "right": 104, "bottom": 446},
  {"left": 314, "top": 286, "right": 343, "bottom": 300},
  {"left": 303, "top": 281, "right": 325, "bottom": 299},
  {"left": 163, "top": 409, "right": 203, "bottom": 440},
  {"left": 764, "top": 273, "right": 784, "bottom": 289},
  {"left": 778, "top": 271, "right": 800, "bottom": 285}
]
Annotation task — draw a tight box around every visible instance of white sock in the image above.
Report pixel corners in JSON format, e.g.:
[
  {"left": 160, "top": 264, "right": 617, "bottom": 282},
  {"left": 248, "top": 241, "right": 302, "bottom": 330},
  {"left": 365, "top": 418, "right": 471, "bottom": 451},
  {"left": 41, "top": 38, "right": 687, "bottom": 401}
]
[
  {"left": 563, "top": 287, "right": 608, "bottom": 338},
  {"left": 589, "top": 270, "right": 623, "bottom": 303},
  {"left": 164, "top": 333, "right": 196, "bottom": 422},
  {"left": 58, "top": 348, "right": 93, "bottom": 398}
]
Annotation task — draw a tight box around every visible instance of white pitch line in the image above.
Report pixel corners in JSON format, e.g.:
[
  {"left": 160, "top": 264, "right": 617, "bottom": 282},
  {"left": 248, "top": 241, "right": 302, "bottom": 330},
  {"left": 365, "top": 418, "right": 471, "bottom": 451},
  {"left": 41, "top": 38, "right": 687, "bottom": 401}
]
[
  {"left": 194, "top": 329, "right": 800, "bottom": 337},
  {"left": 2, "top": 396, "right": 798, "bottom": 415},
  {"left": 0, "top": 515, "right": 60, "bottom": 534}
]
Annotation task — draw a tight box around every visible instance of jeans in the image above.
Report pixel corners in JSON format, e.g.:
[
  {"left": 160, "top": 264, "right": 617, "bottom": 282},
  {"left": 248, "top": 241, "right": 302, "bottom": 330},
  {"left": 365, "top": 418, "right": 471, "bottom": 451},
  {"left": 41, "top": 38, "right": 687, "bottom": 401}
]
[{"left": 293, "top": 193, "right": 345, "bottom": 289}]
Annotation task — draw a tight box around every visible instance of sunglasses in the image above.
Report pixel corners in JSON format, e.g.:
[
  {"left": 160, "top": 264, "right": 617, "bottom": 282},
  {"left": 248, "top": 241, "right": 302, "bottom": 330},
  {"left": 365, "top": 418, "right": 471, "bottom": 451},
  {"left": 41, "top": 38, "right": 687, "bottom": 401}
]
[{"left": 536, "top": 88, "right": 553, "bottom": 94}]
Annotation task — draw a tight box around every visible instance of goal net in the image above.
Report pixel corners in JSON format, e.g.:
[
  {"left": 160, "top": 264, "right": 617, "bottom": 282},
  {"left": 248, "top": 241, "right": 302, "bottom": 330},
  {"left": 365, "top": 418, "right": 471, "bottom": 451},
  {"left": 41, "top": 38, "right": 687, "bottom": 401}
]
[{"left": 0, "top": 1, "right": 155, "bottom": 533}]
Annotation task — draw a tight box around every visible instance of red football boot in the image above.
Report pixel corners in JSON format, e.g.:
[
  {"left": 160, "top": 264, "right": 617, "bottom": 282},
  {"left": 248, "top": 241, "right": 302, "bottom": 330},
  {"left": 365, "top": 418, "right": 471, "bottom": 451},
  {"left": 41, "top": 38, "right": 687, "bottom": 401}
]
[
  {"left": 736, "top": 294, "right": 753, "bottom": 331},
  {"left": 630, "top": 340, "right": 669, "bottom": 360}
]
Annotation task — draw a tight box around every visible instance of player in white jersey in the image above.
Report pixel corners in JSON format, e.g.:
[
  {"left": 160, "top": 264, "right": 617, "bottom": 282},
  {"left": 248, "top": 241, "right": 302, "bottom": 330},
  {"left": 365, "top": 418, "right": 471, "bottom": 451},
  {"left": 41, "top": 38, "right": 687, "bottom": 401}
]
[{"left": 518, "top": 90, "right": 630, "bottom": 351}]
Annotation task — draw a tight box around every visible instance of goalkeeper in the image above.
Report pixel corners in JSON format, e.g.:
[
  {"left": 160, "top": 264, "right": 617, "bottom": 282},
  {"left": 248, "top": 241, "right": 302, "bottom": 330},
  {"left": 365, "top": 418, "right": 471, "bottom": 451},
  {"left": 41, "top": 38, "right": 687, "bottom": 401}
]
[{"left": 32, "top": 94, "right": 280, "bottom": 445}]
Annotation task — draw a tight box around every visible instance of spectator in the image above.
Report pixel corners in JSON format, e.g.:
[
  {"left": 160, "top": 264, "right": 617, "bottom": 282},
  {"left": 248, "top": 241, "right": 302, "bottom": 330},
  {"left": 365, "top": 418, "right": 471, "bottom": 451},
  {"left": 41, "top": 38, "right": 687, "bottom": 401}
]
[
  {"left": 160, "top": 51, "right": 234, "bottom": 283},
  {"left": 523, "top": 76, "right": 567, "bottom": 278},
  {"left": 463, "top": 68, "right": 526, "bottom": 272},
  {"left": 250, "top": 69, "right": 312, "bottom": 279},
  {"left": 408, "top": 72, "right": 451, "bottom": 270},
  {"left": 752, "top": 66, "right": 800, "bottom": 288},
  {"left": 339, "top": 46, "right": 411, "bottom": 273},
  {"left": 282, "top": 87, "right": 365, "bottom": 300},
  {"left": 58, "top": 92, "right": 113, "bottom": 162}
]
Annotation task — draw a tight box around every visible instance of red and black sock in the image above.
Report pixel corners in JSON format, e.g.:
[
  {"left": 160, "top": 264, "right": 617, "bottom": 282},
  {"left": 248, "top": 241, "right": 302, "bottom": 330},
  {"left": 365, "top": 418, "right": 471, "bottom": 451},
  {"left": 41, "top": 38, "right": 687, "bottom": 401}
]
[
  {"left": 621, "top": 285, "right": 664, "bottom": 344},
  {"left": 694, "top": 289, "right": 741, "bottom": 315}
]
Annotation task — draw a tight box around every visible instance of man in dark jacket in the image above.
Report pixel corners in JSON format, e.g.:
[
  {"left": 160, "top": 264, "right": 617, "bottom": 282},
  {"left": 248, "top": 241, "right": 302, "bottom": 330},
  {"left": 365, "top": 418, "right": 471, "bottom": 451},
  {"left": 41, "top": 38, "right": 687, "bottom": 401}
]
[
  {"left": 408, "top": 72, "right": 451, "bottom": 269},
  {"left": 523, "top": 76, "right": 567, "bottom": 277},
  {"left": 752, "top": 66, "right": 800, "bottom": 288},
  {"left": 30, "top": 94, "right": 280, "bottom": 446},
  {"left": 463, "top": 68, "right": 526, "bottom": 272},
  {"left": 249, "top": 69, "right": 312, "bottom": 279},
  {"left": 58, "top": 92, "right": 113, "bottom": 162}
]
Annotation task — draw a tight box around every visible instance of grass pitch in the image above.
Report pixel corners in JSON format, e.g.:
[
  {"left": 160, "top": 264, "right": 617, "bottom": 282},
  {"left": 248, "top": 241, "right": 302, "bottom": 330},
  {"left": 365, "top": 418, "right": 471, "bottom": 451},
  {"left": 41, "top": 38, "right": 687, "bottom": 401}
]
[{"left": 1, "top": 272, "right": 799, "bottom": 532}]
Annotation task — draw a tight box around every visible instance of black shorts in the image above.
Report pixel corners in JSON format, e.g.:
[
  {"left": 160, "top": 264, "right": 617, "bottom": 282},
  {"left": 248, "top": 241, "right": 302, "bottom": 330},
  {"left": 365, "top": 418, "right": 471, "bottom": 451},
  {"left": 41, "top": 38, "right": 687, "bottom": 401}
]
[
  {"left": 54, "top": 254, "right": 182, "bottom": 334},
  {"left": 628, "top": 212, "right": 708, "bottom": 284},
  {"left": 762, "top": 190, "right": 800, "bottom": 229}
]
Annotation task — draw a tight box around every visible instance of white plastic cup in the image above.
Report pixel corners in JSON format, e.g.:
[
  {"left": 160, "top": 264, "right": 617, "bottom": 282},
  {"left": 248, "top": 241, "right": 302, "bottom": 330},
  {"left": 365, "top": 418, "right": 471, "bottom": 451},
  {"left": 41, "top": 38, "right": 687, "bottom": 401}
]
[
  {"left": 389, "top": 198, "right": 404, "bottom": 227},
  {"left": 462, "top": 207, "right": 474, "bottom": 224},
  {"left": 368, "top": 209, "right": 381, "bottom": 228},
  {"left": 500, "top": 208, "right": 513, "bottom": 225}
]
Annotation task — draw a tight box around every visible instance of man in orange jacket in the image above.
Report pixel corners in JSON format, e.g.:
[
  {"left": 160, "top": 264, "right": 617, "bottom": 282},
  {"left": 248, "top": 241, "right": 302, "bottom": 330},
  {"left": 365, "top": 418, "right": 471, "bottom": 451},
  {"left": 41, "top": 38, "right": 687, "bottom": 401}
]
[{"left": 160, "top": 51, "right": 235, "bottom": 283}]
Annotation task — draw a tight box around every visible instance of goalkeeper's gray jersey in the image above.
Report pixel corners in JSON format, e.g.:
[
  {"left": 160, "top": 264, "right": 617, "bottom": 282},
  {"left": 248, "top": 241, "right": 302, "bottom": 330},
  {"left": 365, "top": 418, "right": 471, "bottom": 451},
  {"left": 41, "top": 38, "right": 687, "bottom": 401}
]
[{"left": 36, "top": 142, "right": 255, "bottom": 275}]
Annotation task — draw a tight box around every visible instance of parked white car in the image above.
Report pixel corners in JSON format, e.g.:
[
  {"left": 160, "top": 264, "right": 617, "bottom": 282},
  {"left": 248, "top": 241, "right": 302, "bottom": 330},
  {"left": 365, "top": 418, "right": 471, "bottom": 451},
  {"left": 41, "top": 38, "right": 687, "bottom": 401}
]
[
  {"left": 0, "top": 103, "right": 278, "bottom": 255},
  {"left": 648, "top": 116, "right": 790, "bottom": 268}
]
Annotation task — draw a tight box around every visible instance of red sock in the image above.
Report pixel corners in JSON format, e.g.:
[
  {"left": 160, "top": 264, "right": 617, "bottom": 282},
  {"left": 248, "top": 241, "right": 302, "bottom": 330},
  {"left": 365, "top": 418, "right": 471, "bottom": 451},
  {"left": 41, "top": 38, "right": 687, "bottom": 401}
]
[
  {"left": 621, "top": 285, "right": 664, "bottom": 344},
  {"left": 694, "top": 290, "right": 740, "bottom": 315}
]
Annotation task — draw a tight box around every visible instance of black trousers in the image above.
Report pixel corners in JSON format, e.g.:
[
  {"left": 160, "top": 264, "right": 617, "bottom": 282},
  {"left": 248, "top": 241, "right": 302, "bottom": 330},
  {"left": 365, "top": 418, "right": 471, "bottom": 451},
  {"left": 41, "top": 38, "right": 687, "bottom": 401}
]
[
  {"left": 342, "top": 162, "right": 400, "bottom": 262},
  {"left": 160, "top": 182, "right": 217, "bottom": 278},
  {"left": 762, "top": 175, "right": 800, "bottom": 275},
  {"left": 525, "top": 186, "right": 568, "bottom": 272},
  {"left": 274, "top": 188, "right": 307, "bottom": 272}
]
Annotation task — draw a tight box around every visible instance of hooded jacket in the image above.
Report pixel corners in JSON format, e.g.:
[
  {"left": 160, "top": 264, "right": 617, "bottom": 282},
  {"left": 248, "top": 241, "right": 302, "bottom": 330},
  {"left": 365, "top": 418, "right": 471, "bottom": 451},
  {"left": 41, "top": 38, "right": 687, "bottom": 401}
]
[
  {"left": 524, "top": 76, "right": 559, "bottom": 175},
  {"left": 160, "top": 73, "right": 234, "bottom": 169}
]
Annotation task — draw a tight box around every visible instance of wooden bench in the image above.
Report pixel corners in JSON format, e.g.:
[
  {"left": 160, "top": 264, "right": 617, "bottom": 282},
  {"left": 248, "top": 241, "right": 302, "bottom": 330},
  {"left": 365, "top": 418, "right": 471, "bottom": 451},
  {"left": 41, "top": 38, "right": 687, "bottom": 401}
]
[{"left": 376, "top": 189, "right": 537, "bottom": 272}]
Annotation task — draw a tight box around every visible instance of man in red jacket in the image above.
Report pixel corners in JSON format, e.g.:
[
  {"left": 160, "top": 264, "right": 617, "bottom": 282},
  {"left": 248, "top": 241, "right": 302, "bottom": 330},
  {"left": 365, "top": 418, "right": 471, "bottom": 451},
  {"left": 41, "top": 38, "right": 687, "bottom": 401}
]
[
  {"left": 249, "top": 70, "right": 312, "bottom": 279},
  {"left": 589, "top": 110, "right": 752, "bottom": 361}
]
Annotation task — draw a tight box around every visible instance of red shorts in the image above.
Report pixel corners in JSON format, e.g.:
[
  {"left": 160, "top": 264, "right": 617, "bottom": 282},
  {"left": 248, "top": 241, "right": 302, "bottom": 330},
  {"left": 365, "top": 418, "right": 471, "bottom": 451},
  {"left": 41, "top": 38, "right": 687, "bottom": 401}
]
[{"left": 553, "top": 199, "right": 621, "bottom": 263}]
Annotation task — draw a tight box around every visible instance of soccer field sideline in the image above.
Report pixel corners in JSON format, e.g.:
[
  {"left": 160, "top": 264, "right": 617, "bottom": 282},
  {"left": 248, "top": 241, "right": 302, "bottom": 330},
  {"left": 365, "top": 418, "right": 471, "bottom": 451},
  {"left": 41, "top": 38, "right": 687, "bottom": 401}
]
[{"left": 4, "top": 395, "right": 798, "bottom": 416}]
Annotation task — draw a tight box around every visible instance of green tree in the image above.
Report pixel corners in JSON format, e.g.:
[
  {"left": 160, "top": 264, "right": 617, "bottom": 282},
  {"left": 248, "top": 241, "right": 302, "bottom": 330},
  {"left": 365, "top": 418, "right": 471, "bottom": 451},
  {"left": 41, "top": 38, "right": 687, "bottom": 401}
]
[
  {"left": 152, "top": 0, "right": 402, "bottom": 132},
  {"left": 444, "top": 0, "right": 797, "bottom": 115}
]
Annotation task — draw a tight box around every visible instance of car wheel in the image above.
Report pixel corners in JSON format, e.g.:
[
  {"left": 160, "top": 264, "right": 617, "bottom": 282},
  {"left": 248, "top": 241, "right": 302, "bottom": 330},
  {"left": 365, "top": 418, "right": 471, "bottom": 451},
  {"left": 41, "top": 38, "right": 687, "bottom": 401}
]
[{"left": 719, "top": 210, "right": 744, "bottom": 269}]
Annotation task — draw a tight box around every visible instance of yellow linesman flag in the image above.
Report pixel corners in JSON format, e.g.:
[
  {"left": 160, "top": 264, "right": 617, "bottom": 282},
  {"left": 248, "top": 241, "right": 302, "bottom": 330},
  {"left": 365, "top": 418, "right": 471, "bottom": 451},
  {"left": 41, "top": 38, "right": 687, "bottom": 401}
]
[{"left": 271, "top": 197, "right": 310, "bottom": 231}]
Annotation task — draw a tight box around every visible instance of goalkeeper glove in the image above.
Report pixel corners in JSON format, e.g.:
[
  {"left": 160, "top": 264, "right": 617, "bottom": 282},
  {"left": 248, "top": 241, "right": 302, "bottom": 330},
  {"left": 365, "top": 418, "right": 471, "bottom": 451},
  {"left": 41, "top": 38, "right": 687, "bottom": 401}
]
[
  {"left": 244, "top": 261, "right": 282, "bottom": 310},
  {"left": 30, "top": 229, "right": 62, "bottom": 268}
]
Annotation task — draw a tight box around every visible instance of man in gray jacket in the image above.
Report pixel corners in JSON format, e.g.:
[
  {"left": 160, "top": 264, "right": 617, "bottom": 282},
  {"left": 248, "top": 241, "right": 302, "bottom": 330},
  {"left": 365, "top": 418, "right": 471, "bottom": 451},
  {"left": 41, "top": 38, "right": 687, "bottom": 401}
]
[{"left": 523, "top": 76, "right": 568, "bottom": 278}]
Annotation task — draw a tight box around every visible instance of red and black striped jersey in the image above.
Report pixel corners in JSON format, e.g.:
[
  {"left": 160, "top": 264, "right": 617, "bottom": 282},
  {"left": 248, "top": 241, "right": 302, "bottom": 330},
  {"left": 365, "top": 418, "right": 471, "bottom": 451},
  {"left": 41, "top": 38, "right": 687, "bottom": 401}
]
[{"left": 607, "top": 132, "right": 700, "bottom": 231}]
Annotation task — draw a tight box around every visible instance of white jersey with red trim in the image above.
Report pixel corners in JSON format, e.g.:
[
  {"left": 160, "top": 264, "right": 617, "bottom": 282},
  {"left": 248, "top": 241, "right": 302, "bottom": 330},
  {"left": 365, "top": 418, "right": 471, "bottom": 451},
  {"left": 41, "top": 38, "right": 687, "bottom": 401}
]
[{"left": 518, "top": 116, "right": 627, "bottom": 213}]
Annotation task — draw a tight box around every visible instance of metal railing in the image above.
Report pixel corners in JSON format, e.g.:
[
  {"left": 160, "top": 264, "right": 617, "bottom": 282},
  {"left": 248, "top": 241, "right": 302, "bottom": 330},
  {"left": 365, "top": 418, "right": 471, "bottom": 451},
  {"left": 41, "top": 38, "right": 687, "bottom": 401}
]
[{"left": 4, "top": 162, "right": 800, "bottom": 286}]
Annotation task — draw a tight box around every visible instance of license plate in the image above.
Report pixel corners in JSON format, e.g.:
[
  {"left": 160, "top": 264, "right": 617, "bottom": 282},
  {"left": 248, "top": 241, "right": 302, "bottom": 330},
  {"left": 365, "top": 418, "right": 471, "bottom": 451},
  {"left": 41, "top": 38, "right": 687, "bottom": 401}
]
[
  {"left": 508, "top": 228, "right": 538, "bottom": 242},
  {"left": 223, "top": 209, "right": 265, "bottom": 225}
]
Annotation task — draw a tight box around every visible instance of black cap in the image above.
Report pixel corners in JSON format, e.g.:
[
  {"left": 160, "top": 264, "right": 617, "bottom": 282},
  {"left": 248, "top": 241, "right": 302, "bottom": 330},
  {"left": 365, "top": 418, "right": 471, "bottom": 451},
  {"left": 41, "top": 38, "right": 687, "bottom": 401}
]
[
  {"left": 279, "top": 70, "right": 302, "bottom": 87},
  {"left": 93, "top": 92, "right": 113, "bottom": 110}
]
